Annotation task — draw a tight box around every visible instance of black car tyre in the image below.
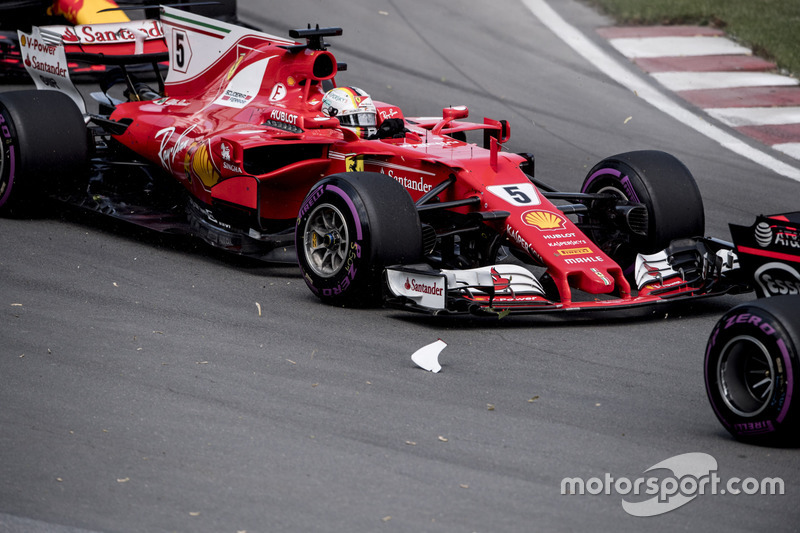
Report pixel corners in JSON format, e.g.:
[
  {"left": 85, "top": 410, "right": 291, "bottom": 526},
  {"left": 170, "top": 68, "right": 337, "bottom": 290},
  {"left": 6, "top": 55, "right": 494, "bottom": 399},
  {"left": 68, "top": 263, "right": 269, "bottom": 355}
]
[
  {"left": 705, "top": 295, "right": 800, "bottom": 446},
  {"left": 0, "top": 90, "right": 87, "bottom": 217},
  {"left": 296, "top": 172, "right": 422, "bottom": 307},
  {"left": 580, "top": 150, "right": 704, "bottom": 275}
]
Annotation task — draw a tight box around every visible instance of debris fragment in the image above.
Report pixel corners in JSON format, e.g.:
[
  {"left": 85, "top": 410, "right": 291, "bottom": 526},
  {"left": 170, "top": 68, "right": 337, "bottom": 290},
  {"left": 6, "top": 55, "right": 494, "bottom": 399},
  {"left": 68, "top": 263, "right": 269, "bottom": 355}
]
[
  {"left": 487, "top": 404, "right": 495, "bottom": 411},
  {"left": 438, "top": 436, "right": 448, "bottom": 442},
  {"left": 411, "top": 339, "right": 446, "bottom": 373},
  {"left": 255, "top": 302, "right": 262, "bottom": 316},
  {"left": 624, "top": 116, "right": 633, "bottom": 124},
  {"left": 528, "top": 396, "right": 540, "bottom": 403}
]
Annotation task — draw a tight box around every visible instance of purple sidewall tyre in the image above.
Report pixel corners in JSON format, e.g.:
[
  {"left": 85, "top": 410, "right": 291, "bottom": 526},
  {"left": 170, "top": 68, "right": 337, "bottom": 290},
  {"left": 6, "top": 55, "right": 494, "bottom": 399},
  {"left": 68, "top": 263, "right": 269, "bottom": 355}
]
[{"left": 704, "top": 295, "right": 800, "bottom": 446}]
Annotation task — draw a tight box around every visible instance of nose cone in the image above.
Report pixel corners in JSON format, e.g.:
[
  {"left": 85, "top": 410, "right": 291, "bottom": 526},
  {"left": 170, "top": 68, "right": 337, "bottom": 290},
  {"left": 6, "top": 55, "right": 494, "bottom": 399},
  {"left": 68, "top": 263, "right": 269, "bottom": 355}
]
[{"left": 575, "top": 267, "right": 616, "bottom": 294}]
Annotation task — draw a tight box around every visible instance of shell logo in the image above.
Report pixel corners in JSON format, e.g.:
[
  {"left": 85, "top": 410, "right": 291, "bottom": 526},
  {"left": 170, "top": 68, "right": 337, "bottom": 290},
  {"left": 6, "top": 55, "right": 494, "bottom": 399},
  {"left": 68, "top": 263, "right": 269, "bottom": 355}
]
[
  {"left": 522, "top": 210, "right": 566, "bottom": 230},
  {"left": 192, "top": 143, "right": 220, "bottom": 188}
]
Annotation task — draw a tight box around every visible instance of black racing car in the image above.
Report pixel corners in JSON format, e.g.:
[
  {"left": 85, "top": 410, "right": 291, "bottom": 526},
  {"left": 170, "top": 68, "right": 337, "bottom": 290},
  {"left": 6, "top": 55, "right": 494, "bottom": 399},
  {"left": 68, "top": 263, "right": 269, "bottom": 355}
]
[{"left": 705, "top": 212, "right": 800, "bottom": 447}]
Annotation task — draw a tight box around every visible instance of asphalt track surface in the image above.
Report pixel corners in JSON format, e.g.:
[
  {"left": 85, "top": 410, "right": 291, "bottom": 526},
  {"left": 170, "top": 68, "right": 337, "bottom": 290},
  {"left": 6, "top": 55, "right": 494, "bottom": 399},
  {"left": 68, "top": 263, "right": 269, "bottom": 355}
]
[{"left": 2, "top": 0, "right": 799, "bottom": 531}]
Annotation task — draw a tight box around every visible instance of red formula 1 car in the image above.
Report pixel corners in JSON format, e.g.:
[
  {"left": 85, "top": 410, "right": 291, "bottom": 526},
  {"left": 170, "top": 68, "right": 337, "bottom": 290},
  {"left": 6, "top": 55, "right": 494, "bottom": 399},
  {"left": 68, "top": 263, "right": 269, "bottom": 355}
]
[{"left": 0, "top": 7, "right": 751, "bottom": 316}]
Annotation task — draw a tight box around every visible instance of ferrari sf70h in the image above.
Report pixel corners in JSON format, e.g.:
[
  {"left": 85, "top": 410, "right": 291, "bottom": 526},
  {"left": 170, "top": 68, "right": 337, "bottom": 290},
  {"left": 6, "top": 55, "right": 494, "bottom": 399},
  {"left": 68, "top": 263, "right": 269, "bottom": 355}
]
[{"left": 1, "top": 7, "right": 752, "bottom": 317}]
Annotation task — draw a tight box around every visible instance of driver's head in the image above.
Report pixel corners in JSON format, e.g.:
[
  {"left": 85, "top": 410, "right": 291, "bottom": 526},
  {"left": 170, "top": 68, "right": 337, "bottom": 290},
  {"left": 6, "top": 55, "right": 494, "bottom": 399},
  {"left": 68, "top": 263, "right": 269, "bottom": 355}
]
[{"left": 321, "top": 86, "right": 377, "bottom": 138}]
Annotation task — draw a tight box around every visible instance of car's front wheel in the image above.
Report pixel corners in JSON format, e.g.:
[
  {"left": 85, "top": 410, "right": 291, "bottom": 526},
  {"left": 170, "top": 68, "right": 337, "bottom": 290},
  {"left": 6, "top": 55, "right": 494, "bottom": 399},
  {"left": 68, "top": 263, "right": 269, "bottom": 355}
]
[
  {"left": 705, "top": 295, "right": 800, "bottom": 446},
  {"left": 296, "top": 172, "right": 422, "bottom": 306},
  {"left": 580, "top": 150, "right": 704, "bottom": 275}
]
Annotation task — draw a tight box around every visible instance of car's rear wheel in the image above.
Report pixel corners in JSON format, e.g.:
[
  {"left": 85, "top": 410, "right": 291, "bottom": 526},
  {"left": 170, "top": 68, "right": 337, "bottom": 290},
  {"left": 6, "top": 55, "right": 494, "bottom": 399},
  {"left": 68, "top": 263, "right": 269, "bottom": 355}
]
[
  {"left": 580, "top": 150, "right": 704, "bottom": 275},
  {"left": 705, "top": 296, "right": 800, "bottom": 446},
  {"left": 296, "top": 172, "right": 422, "bottom": 307},
  {"left": 0, "top": 90, "right": 87, "bottom": 217}
]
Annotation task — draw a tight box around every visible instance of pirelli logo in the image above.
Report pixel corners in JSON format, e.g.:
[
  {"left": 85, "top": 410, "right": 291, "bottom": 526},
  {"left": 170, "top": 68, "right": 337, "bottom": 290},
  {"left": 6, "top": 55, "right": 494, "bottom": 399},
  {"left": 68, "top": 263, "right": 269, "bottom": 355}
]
[{"left": 557, "top": 247, "right": 594, "bottom": 256}]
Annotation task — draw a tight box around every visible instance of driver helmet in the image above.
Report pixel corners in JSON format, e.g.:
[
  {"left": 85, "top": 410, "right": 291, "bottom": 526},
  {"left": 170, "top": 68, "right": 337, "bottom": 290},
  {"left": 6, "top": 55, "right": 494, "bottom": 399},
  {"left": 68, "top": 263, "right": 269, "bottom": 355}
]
[{"left": 321, "top": 86, "right": 377, "bottom": 138}]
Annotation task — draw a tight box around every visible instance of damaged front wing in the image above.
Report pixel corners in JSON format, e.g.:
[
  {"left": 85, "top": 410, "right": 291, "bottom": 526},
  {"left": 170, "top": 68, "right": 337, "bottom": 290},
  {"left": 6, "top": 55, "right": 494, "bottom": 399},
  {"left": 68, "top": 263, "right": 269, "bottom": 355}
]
[{"left": 384, "top": 237, "right": 749, "bottom": 316}]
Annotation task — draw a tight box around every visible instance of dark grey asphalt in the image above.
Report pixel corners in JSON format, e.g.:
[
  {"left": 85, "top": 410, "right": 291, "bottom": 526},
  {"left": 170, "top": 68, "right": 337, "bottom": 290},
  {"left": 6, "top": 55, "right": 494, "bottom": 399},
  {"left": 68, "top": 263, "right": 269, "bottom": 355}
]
[{"left": 2, "top": 1, "right": 799, "bottom": 532}]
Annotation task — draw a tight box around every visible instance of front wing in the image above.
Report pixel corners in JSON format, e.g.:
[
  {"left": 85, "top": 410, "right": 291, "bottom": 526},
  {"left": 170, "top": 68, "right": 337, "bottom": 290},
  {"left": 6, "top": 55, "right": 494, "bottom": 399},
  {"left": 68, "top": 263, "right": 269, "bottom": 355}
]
[{"left": 385, "top": 238, "right": 747, "bottom": 316}]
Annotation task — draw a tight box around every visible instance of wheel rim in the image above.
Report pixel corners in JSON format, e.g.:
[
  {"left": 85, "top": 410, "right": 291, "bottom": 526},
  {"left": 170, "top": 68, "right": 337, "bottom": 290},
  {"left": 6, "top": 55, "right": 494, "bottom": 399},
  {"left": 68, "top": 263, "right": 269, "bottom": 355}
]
[
  {"left": 582, "top": 182, "right": 636, "bottom": 269},
  {"left": 595, "top": 184, "right": 627, "bottom": 200},
  {"left": 303, "top": 203, "right": 350, "bottom": 278},
  {"left": 717, "top": 335, "right": 775, "bottom": 418}
]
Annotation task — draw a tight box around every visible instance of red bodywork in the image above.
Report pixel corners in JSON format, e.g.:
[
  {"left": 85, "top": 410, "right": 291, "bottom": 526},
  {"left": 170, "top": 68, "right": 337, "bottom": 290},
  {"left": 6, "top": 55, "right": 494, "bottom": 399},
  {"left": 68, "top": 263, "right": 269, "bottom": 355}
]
[
  {"left": 41, "top": 8, "right": 718, "bottom": 310},
  {"left": 106, "top": 22, "right": 636, "bottom": 305}
]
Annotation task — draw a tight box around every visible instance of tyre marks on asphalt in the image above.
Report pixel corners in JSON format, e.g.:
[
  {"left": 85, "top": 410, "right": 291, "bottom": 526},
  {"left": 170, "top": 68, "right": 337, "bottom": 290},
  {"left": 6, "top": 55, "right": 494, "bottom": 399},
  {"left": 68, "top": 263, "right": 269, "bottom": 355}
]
[{"left": 599, "top": 26, "right": 800, "bottom": 161}]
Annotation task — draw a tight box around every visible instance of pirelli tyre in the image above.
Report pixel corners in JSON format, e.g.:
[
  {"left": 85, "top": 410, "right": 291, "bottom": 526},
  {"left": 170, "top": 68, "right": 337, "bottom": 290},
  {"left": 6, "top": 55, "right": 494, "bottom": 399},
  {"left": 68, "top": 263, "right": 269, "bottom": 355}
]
[
  {"left": 296, "top": 172, "right": 422, "bottom": 307},
  {"left": 0, "top": 90, "right": 87, "bottom": 217},
  {"left": 580, "top": 150, "right": 704, "bottom": 275},
  {"left": 705, "top": 296, "right": 800, "bottom": 446}
]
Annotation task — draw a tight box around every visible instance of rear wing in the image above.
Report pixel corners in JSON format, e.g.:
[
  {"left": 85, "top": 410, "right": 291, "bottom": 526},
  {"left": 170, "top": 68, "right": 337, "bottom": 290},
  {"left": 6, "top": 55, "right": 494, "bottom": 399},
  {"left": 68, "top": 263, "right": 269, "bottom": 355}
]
[
  {"left": 38, "top": 19, "right": 168, "bottom": 63},
  {"left": 17, "top": 18, "right": 168, "bottom": 113}
]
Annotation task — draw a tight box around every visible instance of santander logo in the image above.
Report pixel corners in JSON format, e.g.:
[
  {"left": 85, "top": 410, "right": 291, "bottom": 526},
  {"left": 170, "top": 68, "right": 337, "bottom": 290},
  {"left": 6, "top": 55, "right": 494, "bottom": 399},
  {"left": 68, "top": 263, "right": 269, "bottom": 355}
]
[{"left": 405, "top": 277, "right": 443, "bottom": 296}]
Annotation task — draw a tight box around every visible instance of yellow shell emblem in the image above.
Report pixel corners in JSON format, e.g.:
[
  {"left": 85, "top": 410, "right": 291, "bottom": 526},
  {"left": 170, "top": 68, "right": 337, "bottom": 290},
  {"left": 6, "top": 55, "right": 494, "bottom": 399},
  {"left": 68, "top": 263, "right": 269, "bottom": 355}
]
[
  {"left": 522, "top": 210, "right": 565, "bottom": 230},
  {"left": 193, "top": 143, "right": 220, "bottom": 188}
]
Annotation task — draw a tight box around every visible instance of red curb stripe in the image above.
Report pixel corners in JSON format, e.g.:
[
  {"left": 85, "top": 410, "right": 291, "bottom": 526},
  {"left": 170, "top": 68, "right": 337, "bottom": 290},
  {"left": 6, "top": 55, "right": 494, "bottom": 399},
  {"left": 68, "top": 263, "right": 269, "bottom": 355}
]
[
  {"left": 678, "top": 86, "right": 800, "bottom": 108},
  {"left": 634, "top": 55, "right": 776, "bottom": 73},
  {"left": 736, "top": 123, "right": 800, "bottom": 145},
  {"left": 600, "top": 25, "right": 800, "bottom": 162},
  {"left": 597, "top": 25, "right": 725, "bottom": 39}
]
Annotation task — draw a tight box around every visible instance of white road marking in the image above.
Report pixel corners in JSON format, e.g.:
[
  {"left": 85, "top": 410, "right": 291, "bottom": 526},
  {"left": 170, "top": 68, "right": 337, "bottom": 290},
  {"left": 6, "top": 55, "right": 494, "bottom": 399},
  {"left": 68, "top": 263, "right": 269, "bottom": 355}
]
[
  {"left": 653, "top": 71, "right": 799, "bottom": 91},
  {"left": 774, "top": 143, "right": 800, "bottom": 159},
  {"left": 706, "top": 106, "right": 800, "bottom": 127},
  {"left": 608, "top": 36, "right": 752, "bottom": 58},
  {"left": 520, "top": 0, "right": 800, "bottom": 182}
]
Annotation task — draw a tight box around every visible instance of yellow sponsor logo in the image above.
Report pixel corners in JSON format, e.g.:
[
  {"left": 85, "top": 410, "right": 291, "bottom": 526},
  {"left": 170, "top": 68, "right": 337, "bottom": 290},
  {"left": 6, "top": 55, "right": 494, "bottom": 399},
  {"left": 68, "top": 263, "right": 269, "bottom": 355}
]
[
  {"left": 557, "top": 247, "right": 594, "bottom": 256},
  {"left": 522, "top": 210, "right": 566, "bottom": 230},
  {"left": 346, "top": 155, "right": 365, "bottom": 172}
]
